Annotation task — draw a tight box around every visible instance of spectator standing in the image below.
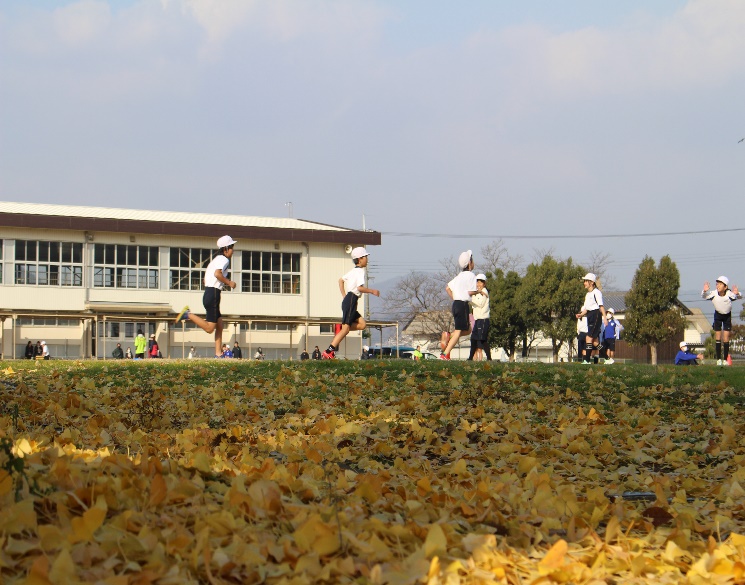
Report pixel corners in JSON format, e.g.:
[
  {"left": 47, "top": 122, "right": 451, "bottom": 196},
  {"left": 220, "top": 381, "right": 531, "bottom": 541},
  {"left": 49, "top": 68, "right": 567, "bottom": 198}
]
[
  {"left": 603, "top": 308, "right": 623, "bottom": 364},
  {"left": 125, "top": 347, "right": 133, "bottom": 359},
  {"left": 41, "top": 341, "right": 50, "bottom": 360},
  {"left": 112, "top": 343, "right": 124, "bottom": 359},
  {"left": 148, "top": 334, "right": 158, "bottom": 358},
  {"left": 412, "top": 346, "right": 423, "bottom": 361},
  {"left": 322, "top": 247, "right": 380, "bottom": 359},
  {"left": 233, "top": 342, "right": 242, "bottom": 359},
  {"left": 468, "top": 274, "right": 492, "bottom": 361},
  {"left": 24, "top": 341, "right": 34, "bottom": 359},
  {"left": 188, "top": 346, "right": 196, "bottom": 359},
  {"left": 575, "top": 273, "right": 606, "bottom": 364},
  {"left": 300, "top": 349, "right": 310, "bottom": 360},
  {"left": 174, "top": 236, "right": 237, "bottom": 358},
  {"left": 440, "top": 250, "right": 478, "bottom": 359},
  {"left": 134, "top": 330, "right": 147, "bottom": 359},
  {"left": 675, "top": 341, "right": 703, "bottom": 365},
  {"left": 312, "top": 346, "right": 321, "bottom": 360},
  {"left": 701, "top": 276, "right": 742, "bottom": 366},
  {"left": 576, "top": 316, "right": 588, "bottom": 363}
]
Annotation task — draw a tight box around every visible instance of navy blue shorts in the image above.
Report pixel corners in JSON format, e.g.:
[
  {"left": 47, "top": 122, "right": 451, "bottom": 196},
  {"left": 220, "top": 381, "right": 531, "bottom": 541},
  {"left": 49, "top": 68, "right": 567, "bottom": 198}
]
[
  {"left": 452, "top": 300, "right": 470, "bottom": 331},
  {"left": 713, "top": 311, "right": 732, "bottom": 331},
  {"left": 341, "top": 292, "right": 361, "bottom": 326},
  {"left": 586, "top": 309, "right": 602, "bottom": 338},
  {"left": 471, "top": 318, "right": 490, "bottom": 342},
  {"left": 203, "top": 287, "right": 222, "bottom": 323},
  {"left": 604, "top": 338, "right": 616, "bottom": 351}
]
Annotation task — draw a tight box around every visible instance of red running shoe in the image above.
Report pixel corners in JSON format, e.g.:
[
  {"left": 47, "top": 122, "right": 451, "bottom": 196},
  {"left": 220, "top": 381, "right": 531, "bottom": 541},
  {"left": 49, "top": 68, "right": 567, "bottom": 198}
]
[{"left": 321, "top": 350, "right": 335, "bottom": 359}]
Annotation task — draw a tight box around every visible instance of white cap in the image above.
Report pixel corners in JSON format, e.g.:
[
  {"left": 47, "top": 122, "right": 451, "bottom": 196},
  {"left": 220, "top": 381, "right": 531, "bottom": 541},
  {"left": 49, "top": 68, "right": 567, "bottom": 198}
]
[
  {"left": 217, "top": 235, "right": 237, "bottom": 248},
  {"left": 476, "top": 273, "right": 487, "bottom": 281},
  {"left": 716, "top": 275, "right": 729, "bottom": 286},
  {"left": 607, "top": 307, "right": 614, "bottom": 314},
  {"left": 363, "top": 345, "right": 369, "bottom": 351},
  {"left": 41, "top": 341, "right": 46, "bottom": 345},
  {"left": 679, "top": 341, "right": 688, "bottom": 348},
  {"left": 351, "top": 247, "right": 369, "bottom": 260},
  {"left": 582, "top": 273, "right": 596, "bottom": 282},
  {"left": 458, "top": 250, "right": 473, "bottom": 269}
]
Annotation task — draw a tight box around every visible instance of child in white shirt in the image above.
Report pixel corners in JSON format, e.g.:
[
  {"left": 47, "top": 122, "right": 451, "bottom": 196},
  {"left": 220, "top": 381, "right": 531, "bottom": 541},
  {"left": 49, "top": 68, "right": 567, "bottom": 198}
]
[
  {"left": 322, "top": 247, "right": 380, "bottom": 359},
  {"left": 440, "top": 250, "right": 478, "bottom": 359}
]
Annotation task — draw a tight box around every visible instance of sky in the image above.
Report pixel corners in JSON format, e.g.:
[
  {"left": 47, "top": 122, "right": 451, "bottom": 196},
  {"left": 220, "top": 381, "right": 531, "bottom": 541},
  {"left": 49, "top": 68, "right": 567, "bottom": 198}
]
[{"left": 1, "top": 0, "right": 744, "bottom": 319}]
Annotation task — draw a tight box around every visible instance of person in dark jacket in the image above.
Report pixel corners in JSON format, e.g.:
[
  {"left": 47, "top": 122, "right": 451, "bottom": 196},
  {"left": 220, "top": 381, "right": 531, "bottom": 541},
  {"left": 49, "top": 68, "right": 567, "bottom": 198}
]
[
  {"left": 300, "top": 349, "right": 310, "bottom": 360},
  {"left": 112, "top": 343, "right": 124, "bottom": 359},
  {"left": 24, "top": 341, "right": 34, "bottom": 359},
  {"left": 34, "top": 341, "right": 44, "bottom": 359},
  {"left": 233, "top": 342, "right": 242, "bottom": 359},
  {"left": 312, "top": 346, "right": 321, "bottom": 360}
]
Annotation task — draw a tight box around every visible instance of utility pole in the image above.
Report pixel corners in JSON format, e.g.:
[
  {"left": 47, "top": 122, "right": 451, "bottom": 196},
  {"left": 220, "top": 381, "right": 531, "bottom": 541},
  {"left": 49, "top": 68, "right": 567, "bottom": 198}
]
[{"left": 284, "top": 202, "right": 293, "bottom": 218}]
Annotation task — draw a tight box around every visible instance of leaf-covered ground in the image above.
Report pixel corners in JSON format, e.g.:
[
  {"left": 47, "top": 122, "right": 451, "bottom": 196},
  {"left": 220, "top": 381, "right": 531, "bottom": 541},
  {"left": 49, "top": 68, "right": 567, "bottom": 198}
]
[{"left": 2, "top": 360, "right": 745, "bottom": 584}]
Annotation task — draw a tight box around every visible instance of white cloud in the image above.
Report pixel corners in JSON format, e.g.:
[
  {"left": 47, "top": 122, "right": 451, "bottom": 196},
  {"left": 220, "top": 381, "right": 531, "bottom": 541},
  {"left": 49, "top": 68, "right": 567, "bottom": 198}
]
[{"left": 53, "top": 0, "right": 111, "bottom": 46}]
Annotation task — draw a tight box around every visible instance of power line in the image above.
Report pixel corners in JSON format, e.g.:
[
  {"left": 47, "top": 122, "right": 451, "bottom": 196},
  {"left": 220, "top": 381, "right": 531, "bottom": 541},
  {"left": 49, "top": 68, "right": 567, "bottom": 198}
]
[{"left": 382, "top": 227, "right": 745, "bottom": 240}]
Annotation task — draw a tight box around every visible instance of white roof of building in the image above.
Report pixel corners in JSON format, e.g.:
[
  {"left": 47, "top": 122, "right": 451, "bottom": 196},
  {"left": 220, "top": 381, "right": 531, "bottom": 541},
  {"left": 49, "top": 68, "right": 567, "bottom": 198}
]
[{"left": 0, "top": 201, "right": 346, "bottom": 232}]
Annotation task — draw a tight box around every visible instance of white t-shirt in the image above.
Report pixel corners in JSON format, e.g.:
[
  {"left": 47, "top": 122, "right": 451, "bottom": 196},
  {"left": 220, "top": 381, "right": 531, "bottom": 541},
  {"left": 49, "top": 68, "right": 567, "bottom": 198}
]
[
  {"left": 343, "top": 266, "right": 366, "bottom": 297},
  {"left": 702, "top": 289, "right": 741, "bottom": 314},
  {"left": 204, "top": 255, "right": 230, "bottom": 289},
  {"left": 448, "top": 271, "right": 477, "bottom": 302},
  {"left": 583, "top": 288, "right": 604, "bottom": 311}
]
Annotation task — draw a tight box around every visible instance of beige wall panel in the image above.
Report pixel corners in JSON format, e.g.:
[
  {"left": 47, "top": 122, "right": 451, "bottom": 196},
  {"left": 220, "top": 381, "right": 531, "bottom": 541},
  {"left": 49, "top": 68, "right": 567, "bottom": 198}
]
[{"left": 1, "top": 288, "right": 86, "bottom": 312}]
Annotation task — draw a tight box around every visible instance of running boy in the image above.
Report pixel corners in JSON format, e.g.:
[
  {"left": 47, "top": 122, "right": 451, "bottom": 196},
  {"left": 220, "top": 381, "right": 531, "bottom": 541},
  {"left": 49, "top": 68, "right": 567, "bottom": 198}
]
[
  {"left": 322, "top": 247, "right": 380, "bottom": 359},
  {"left": 701, "top": 276, "right": 742, "bottom": 366},
  {"left": 174, "top": 236, "right": 237, "bottom": 358},
  {"left": 575, "top": 272, "right": 606, "bottom": 364},
  {"left": 440, "top": 250, "right": 478, "bottom": 359}
]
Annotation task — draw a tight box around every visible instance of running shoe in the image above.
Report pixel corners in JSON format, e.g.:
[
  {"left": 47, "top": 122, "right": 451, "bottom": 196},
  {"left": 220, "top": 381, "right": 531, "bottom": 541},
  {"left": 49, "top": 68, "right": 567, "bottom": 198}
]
[
  {"left": 581, "top": 360, "right": 591, "bottom": 365},
  {"left": 717, "top": 359, "right": 723, "bottom": 366},
  {"left": 174, "top": 306, "right": 190, "bottom": 324},
  {"left": 605, "top": 358, "right": 614, "bottom": 365},
  {"left": 321, "top": 350, "right": 335, "bottom": 359},
  {"left": 438, "top": 353, "right": 450, "bottom": 360}
]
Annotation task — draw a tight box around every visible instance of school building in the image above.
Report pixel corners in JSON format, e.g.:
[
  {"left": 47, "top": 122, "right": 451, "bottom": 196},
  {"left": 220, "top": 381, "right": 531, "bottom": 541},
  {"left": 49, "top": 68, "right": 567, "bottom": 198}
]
[{"left": 0, "top": 202, "right": 382, "bottom": 360}]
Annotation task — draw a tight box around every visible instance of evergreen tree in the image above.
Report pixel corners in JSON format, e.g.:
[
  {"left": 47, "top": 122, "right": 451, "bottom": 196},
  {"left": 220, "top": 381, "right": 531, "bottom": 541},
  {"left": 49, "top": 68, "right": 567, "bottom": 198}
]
[
  {"left": 624, "top": 255, "right": 686, "bottom": 364},
  {"left": 516, "top": 255, "right": 585, "bottom": 362},
  {"left": 487, "top": 270, "right": 525, "bottom": 361}
]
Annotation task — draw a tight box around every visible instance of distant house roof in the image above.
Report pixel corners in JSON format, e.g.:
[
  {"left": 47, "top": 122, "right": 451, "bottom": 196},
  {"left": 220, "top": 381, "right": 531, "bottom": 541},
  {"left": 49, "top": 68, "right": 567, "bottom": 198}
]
[
  {"left": 602, "top": 292, "right": 627, "bottom": 314},
  {"left": 0, "top": 201, "right": 381, "bottom": 245}
]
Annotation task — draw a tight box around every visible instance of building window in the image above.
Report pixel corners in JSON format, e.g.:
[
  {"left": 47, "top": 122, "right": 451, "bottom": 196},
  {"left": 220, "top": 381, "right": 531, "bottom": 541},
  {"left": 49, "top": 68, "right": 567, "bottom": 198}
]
[
  {"left": 319, "top": 324, "right": 335, "bottom": 334},
  {"left": 15, "top": 241, "right": 83, "bottom": 286},
  {"left": 249, "top": 322, "right": 296, "bottom": 331},
  {"left": 241, "top": 252, "right": 300, "bottom": 294},
  {"left": 170, "top": 248, "right": 221, "bottom": 291},
  {"left": 17, "top": 317, "right": 80, "bottom": 326},
  {"left": 93, "top": 245, "right": 159, "bottom": 289},
  {"left": 97, "top": 322, "right": 121, "bottom": 338}
]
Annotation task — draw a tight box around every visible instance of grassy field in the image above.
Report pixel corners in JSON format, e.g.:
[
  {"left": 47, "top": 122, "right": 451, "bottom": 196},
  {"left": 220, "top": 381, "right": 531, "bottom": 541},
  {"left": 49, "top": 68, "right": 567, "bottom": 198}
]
[{"left": 1, "top": 359, "right": 745, "bottom": 584}]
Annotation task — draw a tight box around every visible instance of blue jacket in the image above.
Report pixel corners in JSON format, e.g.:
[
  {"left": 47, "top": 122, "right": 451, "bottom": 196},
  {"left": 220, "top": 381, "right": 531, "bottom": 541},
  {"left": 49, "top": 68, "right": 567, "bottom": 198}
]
[{"left": 675, "top": 350, "right": 698, "bottom": 365}]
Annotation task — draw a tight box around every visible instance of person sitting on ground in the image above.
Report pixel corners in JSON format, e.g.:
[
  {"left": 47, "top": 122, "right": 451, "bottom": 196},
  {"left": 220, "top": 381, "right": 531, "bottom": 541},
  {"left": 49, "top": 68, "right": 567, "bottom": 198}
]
[
  {"left": 300, "top": 349, "right": 310, "bottom": 360},
  {"left": 221, "top": 344, "right": 233, "bottom": 358},
  {"left": 675, "top": 341, "right": 703, "bottom": 365},
  {"left": 112, "top": 343, "right": 124, "bottom": 359},
  {"left": 125, "top": 347, "right": 133, "bottom": 359},
  {"left": 254, "top": 347, "right": 265, "bottom": 360}
]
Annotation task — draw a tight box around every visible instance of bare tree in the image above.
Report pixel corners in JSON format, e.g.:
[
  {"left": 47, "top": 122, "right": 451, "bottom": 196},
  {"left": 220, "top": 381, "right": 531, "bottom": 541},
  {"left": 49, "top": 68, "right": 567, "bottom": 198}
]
[
  {"left": 585, "top": 251, "right": 616, "bottom": 290},
  {"left": 382, "top": 271, "right": 451, "bottom": 341},
  {"left": 480, "top": 239, "right": 523, "bottom": 276}
]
